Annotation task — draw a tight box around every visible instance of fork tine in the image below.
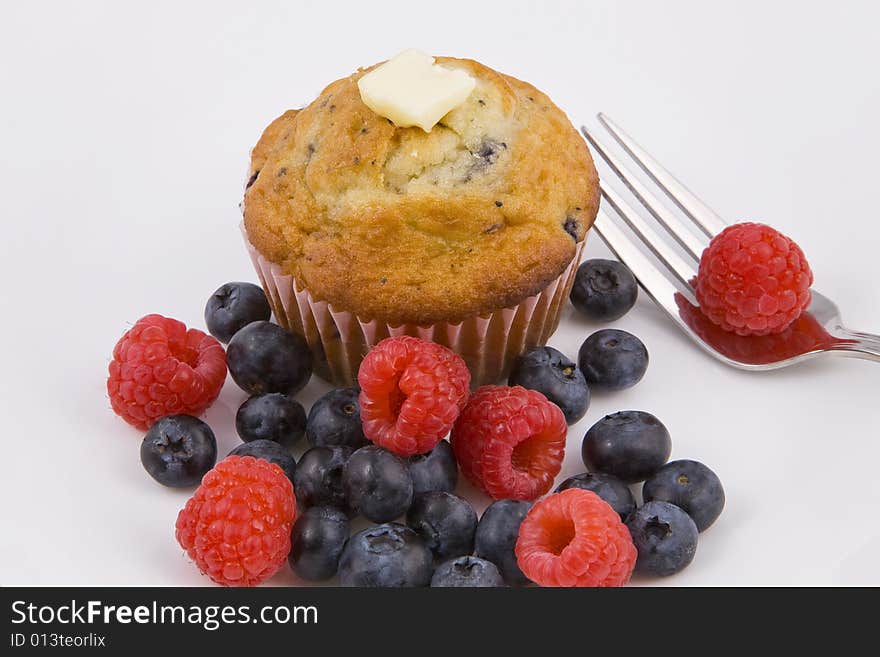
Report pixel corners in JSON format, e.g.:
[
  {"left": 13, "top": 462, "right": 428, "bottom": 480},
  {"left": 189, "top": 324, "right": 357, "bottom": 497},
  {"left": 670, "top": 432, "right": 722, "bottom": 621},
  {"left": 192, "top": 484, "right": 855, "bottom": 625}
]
[
  {"left": 593, "top": 210, "right": 696, "bottom": 312},
  {"left": 599, "top": 181, "right": 697, "bottom": 290},
  {"left": 581, "top": 125, "right": 707, "bottom": 260},
  {"left": 593, "top": 211, "right": 750, "bottom": 368},
  {"left": 597, "top": 113, "right": 728, "bottom": 237}
]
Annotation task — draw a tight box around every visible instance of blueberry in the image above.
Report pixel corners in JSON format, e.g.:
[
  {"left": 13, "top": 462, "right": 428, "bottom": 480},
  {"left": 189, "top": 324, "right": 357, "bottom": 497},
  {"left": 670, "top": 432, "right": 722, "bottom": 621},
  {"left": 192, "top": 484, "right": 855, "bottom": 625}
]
[
  {"left": 578, "top": 329, "right": 648, "bottom": 391},
  {"left": 406, "top": 492, "right": 477, "bottom": 561},
  {"left": 293, "top": 446, "right": 353, "bottom": 514},
  {"left": 338, "top": 523, "right": 433, "bottom": 587},
  {"left": 476, "top": 138, "right": 504, "bottom": 164},
  {"left": 570, "top": 259, "right": 638, "bottom": 322},
  {"left": 235, "top": 393, "right": 306, "bottom": 449},
  {"left": 140, "top": 415, "right": 217, "bottom": 487},
  {"left": 563, "top": 216, "right": 580, "bottom": 241},
  {"left": 555, "top": 472, "right": 636, "bottom": 522},
  {"left": 431, "top": 556, "right": 505, "bottom": 587},
  {"left": 582, "top": 411, "right": 671, "bottom": 483},
  {"left": 288, "top": 506, "right": 350, "bottom": 581},
  {"left": 228, "top": 439, "right": 297, "bottom": 482},
  {"left": 474, "top": 499, "right": 532, "bottom": 586},
  {"left": 204, "top": 282, "right": 271, "bottom": 343},
  {"left": 508, "top": 346, "right": 590, "bottom": 424},
  {"left": 305, "top": 388, "right": 367, "bottom": 449},
  {"left": 226, "top": 321, "right": 313, "bottom": 395},
  {"left": 643, "top": 460, "right": 724, "bottom": 532},
  {"left": 342, "top": 446, "right": 413, "bottom": 522},
  {"left": 407, "top": 440, "right": 458, "bottom": 495},
  {"left": 627, "top": 501, "right": 698, "bottom": 576}
]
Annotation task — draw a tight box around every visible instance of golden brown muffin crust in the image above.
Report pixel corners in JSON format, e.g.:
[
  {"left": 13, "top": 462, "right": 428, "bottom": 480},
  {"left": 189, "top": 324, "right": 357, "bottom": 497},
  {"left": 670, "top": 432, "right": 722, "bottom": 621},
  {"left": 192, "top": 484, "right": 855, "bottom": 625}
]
[{"left": 243, "top": 57, "right": 599, "bottom": 326}]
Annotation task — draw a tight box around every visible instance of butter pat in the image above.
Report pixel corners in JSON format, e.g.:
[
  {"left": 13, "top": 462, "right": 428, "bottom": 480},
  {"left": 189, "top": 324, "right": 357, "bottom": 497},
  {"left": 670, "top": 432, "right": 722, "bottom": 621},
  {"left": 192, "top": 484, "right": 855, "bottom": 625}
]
[{"left": 358, "top": 50, "right": 476, "bottom": 132}]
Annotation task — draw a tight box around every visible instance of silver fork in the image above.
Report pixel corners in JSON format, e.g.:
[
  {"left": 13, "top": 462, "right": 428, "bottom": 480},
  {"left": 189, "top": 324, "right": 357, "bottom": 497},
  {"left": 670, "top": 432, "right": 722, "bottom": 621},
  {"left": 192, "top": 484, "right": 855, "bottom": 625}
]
[{"left": 581, "top": 114, "right": 880, "bottom": 369}]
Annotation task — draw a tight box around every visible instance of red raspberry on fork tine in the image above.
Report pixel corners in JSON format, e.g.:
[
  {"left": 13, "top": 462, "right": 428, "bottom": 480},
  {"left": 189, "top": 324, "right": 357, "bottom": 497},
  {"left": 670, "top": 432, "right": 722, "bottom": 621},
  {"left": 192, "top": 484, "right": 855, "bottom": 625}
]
[
  {"left": 358, "top": 336, "right": 471, "bottom": 457},
  {"left": 695, "top": 222, "right": 813, "bottom": 336}
]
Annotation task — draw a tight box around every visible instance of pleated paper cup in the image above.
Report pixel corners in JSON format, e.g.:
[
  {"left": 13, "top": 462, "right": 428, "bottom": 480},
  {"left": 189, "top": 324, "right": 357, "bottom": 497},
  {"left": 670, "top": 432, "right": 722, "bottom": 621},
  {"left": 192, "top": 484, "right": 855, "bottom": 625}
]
[{"left": 242, "top": 224, "right": 584, "bottom": 387}]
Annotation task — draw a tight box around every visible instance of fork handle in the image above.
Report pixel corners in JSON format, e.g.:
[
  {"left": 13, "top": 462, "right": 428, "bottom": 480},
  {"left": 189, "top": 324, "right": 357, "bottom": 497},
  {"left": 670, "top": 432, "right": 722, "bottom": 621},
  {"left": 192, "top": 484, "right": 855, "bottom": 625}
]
[{"left": 830, "top": 329, "right": 880, "bottom": 362}]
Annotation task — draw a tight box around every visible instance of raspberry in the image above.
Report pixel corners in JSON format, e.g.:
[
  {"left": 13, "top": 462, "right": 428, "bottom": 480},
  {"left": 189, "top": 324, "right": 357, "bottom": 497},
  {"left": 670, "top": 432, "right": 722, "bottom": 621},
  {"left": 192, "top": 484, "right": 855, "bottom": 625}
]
[
  {"left": 358, "top": 336, "right": 471, "bottom": 456},
  {"left": 175, "top": 456, "right": 296, "bottom": 586},
  {"left": 107, "top": 314, "right": 227, "bottom": 430},
  {"left": 515, "top": 489, "right": 636, "bottom": 587},
  {"left": 451, "top": 385, "right": 566, "bottom": 500},
  {"left": 695, "top": 222, "right": 813, "bottom": 336}
]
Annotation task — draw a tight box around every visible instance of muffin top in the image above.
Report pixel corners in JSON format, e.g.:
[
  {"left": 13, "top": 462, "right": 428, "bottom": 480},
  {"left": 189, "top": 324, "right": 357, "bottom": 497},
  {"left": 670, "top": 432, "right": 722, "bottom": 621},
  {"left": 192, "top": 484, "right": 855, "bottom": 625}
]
[{"left": 244, "top": 56, "right": 599, "bottom": 326}]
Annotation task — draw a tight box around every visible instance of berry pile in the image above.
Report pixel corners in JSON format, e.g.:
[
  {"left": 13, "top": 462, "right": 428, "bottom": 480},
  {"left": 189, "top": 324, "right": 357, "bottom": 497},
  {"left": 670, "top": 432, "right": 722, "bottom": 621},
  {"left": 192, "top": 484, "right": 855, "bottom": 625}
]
[
  {"left": 578, "top": 412, "right": 724, "bottom": 577},
  {"left": 107, "top": 257, "right": 728, "bottom": 587}
]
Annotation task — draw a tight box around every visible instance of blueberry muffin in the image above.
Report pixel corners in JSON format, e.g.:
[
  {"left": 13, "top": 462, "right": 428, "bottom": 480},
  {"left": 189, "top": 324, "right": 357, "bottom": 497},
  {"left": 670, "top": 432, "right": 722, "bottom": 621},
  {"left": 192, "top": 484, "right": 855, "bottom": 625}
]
[{"left": 243, "top": 55, "right": 599, "bottom": 385}]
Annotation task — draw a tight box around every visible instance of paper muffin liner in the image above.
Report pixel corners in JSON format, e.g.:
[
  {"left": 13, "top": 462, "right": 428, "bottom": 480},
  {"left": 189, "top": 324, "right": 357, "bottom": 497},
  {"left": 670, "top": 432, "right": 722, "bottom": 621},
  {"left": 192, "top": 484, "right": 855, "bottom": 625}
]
[{"left": 242, "top": 224, "right": 585, "bottom": 387}]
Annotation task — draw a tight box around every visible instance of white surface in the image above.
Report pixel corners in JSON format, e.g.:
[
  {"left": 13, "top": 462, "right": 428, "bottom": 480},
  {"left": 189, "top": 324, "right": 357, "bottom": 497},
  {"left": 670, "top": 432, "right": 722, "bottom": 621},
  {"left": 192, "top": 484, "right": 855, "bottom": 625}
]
[{"left": 1, "top": 0, "right": 878, "bottom": 586}]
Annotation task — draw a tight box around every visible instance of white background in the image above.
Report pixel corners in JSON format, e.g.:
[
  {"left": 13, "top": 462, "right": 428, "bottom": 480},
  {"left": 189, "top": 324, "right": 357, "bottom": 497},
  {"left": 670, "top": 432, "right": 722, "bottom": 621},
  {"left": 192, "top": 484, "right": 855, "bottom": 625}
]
[{"left": 2, "top": 0, "right": 878, "bottom": 586}]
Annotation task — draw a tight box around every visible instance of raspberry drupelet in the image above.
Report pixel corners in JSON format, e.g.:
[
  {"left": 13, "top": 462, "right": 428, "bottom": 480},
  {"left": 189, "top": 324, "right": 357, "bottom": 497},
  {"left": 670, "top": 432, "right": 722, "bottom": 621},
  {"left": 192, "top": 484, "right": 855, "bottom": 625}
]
[
  {"left": 695, "top": 222, "right": 813, "bottom": 336},
  {"left": 107, "top": 314, "right": 227, "bottom": 430},
  {"left": 515, "top": 488, "right": 636, "bottom": 587},
  {"left": 358, "top": 336, "right": 471, "bottom": 456},
  {"left": 451, "top": 385, "right": 566, "bottom": 500},
  {"left": 175, "top": 456, "right": 297, "bottom": 587}
]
